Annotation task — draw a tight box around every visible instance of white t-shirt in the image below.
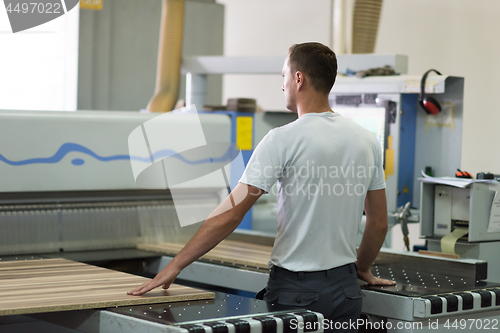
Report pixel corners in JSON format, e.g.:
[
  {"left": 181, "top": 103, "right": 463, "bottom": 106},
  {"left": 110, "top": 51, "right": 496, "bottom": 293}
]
[{"left": 239, "top": 111, "right": 386, "bottom": 271}]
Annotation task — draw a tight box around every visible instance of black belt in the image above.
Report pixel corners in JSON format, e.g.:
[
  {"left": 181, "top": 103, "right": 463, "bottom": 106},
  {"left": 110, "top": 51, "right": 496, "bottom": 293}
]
[{"left": 270, "top": 263, "right": 355, "bottom": 280}]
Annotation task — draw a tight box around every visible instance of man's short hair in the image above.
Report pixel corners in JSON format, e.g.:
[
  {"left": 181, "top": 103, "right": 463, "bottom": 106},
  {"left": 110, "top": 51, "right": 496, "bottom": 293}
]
[{"left": 288, "top": 42, "right": 338, "bottom": 94}]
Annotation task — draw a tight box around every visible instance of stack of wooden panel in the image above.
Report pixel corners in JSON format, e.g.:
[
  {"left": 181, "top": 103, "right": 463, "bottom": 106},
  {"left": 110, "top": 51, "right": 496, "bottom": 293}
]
[{"left": 138, "top": 240, "right": 272, "bottom": 271}]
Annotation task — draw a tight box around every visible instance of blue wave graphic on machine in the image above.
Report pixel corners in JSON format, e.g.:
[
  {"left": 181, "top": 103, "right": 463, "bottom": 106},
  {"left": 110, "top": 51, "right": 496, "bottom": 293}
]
[{"left": 0, "top": 143, "right": 233, "bottom": 166}]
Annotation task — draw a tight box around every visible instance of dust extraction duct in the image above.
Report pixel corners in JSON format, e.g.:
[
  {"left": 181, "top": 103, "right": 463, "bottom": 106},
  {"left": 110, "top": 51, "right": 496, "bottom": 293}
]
[
  {"left": 352, "top": 0, "right": 383, "bottom": 54},
  {"left": 147, "top": 0, "right": 185, "bottom": 112}
]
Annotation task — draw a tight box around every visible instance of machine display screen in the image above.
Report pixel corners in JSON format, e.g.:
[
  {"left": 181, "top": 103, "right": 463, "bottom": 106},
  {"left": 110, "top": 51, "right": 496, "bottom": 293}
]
[{"left": 335, "top": 107, "right": 386, "bottom": 159}]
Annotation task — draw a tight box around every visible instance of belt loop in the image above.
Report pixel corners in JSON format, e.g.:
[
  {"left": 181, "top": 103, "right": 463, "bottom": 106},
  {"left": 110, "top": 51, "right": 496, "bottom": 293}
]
[
  {"left": 326, "top": 269, "right": 332, "bottom": 278},
  {"left": 298, "top": 272, "right": 304, "bottom": 280},
  {"left": 349, "top": 264, "right": 353, "bottom": 274},
  {"left": 270, "top": 266, "right": 276, "bottom": 279}
]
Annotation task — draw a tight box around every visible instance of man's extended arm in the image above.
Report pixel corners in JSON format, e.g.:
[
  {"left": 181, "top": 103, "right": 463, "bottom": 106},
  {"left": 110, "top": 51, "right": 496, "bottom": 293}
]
[
  {"left": 128, "top": 183, "right": 263, "bottom": 295},
  {"left": 356, "top": 188, "right": 396, "bottom": 286}
]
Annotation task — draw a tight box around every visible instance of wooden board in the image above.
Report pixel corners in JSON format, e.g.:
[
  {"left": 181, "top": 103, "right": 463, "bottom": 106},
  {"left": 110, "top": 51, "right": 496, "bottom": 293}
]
[
  {"left": 418, "top": 250, "right": 461, "bottom": 259},
  {"left": 0, "top": 258, "right": 214, "bottom": 316},
  {"left": 138, "top": 240, "right": 273, "bottom": 269}
]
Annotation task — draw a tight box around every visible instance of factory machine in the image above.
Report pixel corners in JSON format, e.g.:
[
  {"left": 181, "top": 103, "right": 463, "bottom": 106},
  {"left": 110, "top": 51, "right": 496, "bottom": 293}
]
[
  {"left": 420, "top": 180, "right": 500, "bottom": 282},
  {"left": 330, "top": 72, "right": 500, "bottom": 330},
  {"left": 180, "top": 60, "right": 500, "bottom": 331},
  {"left": 0, "top": 109, "right": 321, "bottom": 332},
  {"left": 356, "top": 177, "right": 500, "bottom": 332},
  {"left": 2, "top": 57, "right": 500, "bottom": 332}
]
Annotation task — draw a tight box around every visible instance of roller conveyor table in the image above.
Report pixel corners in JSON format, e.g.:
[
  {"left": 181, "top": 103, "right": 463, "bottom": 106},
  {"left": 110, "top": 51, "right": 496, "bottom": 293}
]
[
  {"left": 141, "top": 242, "right": 500, "bottom": 325},
  {"left": 362, "top": 263, "right": 500, "bottom": 320}
]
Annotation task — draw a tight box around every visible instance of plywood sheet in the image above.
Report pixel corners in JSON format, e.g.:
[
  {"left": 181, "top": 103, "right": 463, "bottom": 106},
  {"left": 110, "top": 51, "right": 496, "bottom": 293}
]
[
  {"left": 0, "top": 258, "right": 214, "bottom": 316},
  {"left": 138, "top": 240, "right": 272, "bottom": 269}
]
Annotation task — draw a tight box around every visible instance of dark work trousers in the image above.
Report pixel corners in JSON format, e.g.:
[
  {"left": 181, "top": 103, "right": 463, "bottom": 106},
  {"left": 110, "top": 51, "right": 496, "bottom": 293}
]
[{"left": 262, "top": 263, "right": 364, "bottom": 333}]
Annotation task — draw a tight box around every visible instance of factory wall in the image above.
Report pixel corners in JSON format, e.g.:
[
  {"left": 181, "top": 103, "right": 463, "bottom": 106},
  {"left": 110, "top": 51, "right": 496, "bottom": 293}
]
[
  {"left": 78, "top": 0, "right": 224, "bottom": 111},
  {"left": 376, "top": 0, "right": 500, "bottom": 178},
  {"left": 218, "top": 0, "right": 332, "bottom": 111},
  {"left": 0, "top": 4, "right": 79, "bottom": 111}
]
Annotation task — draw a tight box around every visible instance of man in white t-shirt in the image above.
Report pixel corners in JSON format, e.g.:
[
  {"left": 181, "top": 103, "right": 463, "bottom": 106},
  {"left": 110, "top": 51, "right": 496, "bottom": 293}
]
[{"left": 129, "top": 42, "right": 395, "bottom": 331}]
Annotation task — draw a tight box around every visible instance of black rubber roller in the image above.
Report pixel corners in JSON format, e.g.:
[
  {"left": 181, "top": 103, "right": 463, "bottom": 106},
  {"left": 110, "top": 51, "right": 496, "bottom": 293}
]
[
  {"left": 252, "top": 316, "right": 277, "bottom": 333},
  {"left": 423, "top": 296, "right": 443, "bottom": 314},
  {"left": 454, "top": 293, "right": 474, "bottom": 310},
  {"left": 202, "top": 322, "right": 228, "bottom": 333},
  {"left": 437, "top": 294, "right": 459, "bottom": 312},
  {"left": 487, "top": 288, "right": 500, "bottom": 306},
  {"left": 476, "top": 291, "right": 492, "bottom": 308},
  {"left": 180, "top": 324, "right": 206, "bottom": 333},
  {"left": 273, "top": 314, "right": 298, "bottom": 333},
  {"left": 225, "top": 319, "right": 250, "bottom": 333},
  {"left": 294, "top": 311, "right": 319, "bottom": 332}
]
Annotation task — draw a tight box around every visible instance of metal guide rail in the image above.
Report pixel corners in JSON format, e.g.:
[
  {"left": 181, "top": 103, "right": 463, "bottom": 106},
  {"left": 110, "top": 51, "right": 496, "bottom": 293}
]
[{"left": 367, "top": 264, "right": 495, "bottom": 296}]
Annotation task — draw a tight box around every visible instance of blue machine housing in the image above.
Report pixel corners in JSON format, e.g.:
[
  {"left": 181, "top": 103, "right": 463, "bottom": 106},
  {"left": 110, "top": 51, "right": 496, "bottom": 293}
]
[
  {"left": 397, "top": 94, "right": 418, "bottom": 207},
  {"left": 205, "top": 111, "right": 255, "bottom": 230}
]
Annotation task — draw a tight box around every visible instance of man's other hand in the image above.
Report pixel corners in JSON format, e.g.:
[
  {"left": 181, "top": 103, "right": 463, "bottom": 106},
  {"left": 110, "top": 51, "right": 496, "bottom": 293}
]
[
  {"left": 357, "top": 268, "right": 396, "bottom": 286},
  {"left": 127, "top": 265, "right": 181, "bottom": 296}
]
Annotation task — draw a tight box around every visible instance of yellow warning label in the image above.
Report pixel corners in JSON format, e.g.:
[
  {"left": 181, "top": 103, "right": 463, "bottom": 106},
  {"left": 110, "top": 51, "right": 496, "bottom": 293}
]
[
  {"left": 385, "top": 136, "right": 394, "bottom": 180},
  {"left": 236, "top": 117, "right": 253, "bottom": 150},
  {"left": 403, "top": 185, "right": 409, "bottom": 193},
  {"left": 80, "top": 0, "right": 103, "bottom": 10}
]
